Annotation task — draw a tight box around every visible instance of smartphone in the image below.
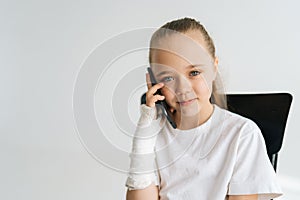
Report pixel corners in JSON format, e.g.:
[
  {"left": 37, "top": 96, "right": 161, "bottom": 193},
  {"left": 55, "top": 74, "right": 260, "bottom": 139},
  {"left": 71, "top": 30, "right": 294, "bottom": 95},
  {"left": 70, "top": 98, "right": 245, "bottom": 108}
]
[{"left": 147, "top": 67, "right": 177, "bottom": 129}]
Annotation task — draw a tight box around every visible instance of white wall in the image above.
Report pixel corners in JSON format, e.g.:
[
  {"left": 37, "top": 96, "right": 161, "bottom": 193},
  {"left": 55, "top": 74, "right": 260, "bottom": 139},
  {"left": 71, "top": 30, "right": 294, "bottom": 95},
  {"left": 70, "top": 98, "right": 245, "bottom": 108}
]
[{"left": 1, "top": 0, "right": 299, "bottom": 199}]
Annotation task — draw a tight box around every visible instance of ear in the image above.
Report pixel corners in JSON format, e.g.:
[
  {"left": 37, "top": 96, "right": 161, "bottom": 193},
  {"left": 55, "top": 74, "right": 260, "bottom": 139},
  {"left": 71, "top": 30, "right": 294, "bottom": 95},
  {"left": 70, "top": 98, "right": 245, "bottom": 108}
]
[
  {"left": 212, "top": 57, "right": 219, "bottom": 80},
  {"left": 214, "top": 57, "right": 219, "bottom": 67}
]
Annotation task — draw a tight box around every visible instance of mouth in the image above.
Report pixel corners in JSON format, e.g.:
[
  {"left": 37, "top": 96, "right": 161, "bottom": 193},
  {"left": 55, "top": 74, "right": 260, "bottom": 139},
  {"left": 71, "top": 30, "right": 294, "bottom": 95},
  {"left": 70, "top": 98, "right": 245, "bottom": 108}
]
[{"left": 177, "top": 98, "right": 197, "bottom": 106}]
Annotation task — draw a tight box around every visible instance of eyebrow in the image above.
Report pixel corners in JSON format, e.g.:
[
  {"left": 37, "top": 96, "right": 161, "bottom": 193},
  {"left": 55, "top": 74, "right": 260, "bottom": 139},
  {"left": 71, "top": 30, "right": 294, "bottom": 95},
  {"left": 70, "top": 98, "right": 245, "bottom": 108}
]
[
  {"left": 156, "top": 71, "right": 171, "bottom": 78},
  {"left": 155, "top": 64, "right": 205, "bottom": 77},
  {"left": 189, "top": 64, "right": 205, "bottom": 69}
]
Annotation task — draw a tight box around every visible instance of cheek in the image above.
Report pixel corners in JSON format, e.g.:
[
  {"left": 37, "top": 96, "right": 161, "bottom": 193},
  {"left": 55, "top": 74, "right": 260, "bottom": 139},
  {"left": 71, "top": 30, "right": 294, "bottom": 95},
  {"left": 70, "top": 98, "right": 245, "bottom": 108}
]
[
  {"left": 193, "top": 77, "right": 213, "bottom": 95},
  {"left": 161, "top": 87, "right": 176, "bottom": 102}
]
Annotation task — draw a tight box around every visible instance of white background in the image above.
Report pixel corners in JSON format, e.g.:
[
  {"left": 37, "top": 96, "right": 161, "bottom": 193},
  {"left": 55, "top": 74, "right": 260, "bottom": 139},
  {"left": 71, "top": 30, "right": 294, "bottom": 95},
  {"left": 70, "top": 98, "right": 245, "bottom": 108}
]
[{"left": 1, "top": 0, "right": 300, "bottom": 199}]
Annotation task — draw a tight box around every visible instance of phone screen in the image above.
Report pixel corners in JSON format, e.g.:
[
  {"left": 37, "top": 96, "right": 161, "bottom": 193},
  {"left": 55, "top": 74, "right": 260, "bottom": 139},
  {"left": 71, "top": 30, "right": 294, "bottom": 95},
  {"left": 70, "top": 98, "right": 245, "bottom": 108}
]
[{"left": 147, "top": 67, "right": 177, "bottom": 129}]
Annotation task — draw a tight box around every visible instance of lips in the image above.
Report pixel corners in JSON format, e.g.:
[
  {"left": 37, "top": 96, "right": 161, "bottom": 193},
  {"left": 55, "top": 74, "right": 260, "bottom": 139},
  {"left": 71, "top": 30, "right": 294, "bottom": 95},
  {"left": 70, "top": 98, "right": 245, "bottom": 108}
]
[{"left": 177, "top": 98, "right": 197, "bottom": 106}]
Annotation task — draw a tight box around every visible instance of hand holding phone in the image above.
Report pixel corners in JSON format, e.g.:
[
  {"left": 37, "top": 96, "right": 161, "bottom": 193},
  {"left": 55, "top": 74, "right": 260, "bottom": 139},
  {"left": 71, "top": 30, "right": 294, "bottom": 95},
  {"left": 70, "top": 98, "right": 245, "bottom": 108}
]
[{"left": 147, "top": 67, "right": 177, "bottom": 129}]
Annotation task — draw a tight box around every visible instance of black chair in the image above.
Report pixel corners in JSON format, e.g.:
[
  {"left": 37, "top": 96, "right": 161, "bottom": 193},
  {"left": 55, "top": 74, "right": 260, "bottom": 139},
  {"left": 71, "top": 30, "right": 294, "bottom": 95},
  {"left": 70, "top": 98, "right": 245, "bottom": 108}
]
[{"left": 141, "top": 93, "right": 293, "bottom": 171}]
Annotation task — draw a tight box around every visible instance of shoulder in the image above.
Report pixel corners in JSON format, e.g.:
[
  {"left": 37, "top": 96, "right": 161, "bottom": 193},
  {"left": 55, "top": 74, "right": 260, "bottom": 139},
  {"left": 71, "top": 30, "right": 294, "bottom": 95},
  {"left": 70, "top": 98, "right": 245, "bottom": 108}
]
[
  {"left": 215, "top": 105, "right": 262, "bottom": 140},
  {"left": 217, "top": 104, "right": 259, "bottom": 132}
]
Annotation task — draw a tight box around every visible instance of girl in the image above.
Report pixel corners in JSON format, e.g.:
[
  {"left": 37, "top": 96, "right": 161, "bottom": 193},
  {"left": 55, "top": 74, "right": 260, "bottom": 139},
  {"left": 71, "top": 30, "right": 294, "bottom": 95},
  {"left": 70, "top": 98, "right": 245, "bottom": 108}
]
[{"left": 126, "top": 17, "right": 282, "bottom": 200}]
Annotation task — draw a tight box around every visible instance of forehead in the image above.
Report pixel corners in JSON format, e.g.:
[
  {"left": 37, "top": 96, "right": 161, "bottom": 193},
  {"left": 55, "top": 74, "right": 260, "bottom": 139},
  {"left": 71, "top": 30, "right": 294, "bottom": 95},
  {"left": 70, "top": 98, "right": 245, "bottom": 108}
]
[
  {"left": 150, "top": 51, "right": 211, "bottom": 76},
  {"left": 150, "top": 30, "right": 213, "bottom": 70}
]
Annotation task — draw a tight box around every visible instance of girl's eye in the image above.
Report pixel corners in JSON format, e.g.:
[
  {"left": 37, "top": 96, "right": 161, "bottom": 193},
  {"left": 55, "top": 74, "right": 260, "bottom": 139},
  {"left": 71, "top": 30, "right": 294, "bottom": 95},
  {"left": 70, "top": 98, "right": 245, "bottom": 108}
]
[
  {"left": 161, "top": 76, "right": 174, "bottom": 82},
  {"left": 190, "top": 70, "right": 201, "bottom": 76}
]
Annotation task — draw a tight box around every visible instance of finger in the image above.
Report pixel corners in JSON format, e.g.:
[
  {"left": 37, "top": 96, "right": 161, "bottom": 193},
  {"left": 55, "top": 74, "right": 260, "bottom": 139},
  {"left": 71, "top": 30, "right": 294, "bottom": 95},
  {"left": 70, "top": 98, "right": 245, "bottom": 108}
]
[
  {"left": 148, "top": 82, "right": 164, "bottom": 95},
  {"left": 154, "top": 94, "right": 165, "bottom": 101},
  {"left": 147, "top": 94, "right": 165, "bottom": 107},
  {"left": 169, "top": 107, "right": 175, "bottom": 113},
  {"left": 146, "top": 73, "right": 152, "bottom": 90}
]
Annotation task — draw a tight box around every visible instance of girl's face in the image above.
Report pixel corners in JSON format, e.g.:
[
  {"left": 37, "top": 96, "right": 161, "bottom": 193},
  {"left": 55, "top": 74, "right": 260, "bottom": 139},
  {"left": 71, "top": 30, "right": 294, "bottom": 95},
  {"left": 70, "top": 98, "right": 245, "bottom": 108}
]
[{"left": 151, "top": 30, "right": 217, "bottom": 118}]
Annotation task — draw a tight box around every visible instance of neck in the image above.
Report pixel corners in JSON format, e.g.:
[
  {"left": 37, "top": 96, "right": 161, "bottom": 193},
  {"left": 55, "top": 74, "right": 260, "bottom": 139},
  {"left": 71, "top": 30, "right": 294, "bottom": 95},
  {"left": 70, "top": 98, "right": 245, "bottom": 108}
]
[{"left": 174, "top": 103, "right": 214, "bottom": 130}]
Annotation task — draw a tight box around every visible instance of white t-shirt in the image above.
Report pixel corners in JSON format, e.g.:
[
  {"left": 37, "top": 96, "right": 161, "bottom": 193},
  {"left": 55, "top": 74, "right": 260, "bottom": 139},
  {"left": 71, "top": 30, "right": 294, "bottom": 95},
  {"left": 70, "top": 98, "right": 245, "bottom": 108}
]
[{"left": 152, "top": 104, "right": 282, "bottom": 200}]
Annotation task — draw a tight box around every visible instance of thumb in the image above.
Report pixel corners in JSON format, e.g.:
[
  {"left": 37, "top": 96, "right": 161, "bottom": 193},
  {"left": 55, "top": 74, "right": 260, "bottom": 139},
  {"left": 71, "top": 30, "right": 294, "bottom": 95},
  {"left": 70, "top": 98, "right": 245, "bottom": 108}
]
[{"left": 169, "top": 107, "right": 175, "bottom": 113}]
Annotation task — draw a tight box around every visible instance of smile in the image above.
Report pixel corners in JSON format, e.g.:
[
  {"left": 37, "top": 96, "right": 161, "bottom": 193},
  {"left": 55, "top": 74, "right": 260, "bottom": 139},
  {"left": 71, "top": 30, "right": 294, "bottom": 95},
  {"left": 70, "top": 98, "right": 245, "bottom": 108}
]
[{"left": 178, "top": 98, "right": 197, "bottom": 106}]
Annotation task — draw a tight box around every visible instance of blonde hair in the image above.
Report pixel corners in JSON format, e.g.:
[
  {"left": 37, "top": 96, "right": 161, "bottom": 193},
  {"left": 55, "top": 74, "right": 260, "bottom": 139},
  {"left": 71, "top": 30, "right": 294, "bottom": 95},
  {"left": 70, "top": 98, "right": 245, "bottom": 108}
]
[{"left": 149, "top": 17, "right": 227, "bottom": 109}]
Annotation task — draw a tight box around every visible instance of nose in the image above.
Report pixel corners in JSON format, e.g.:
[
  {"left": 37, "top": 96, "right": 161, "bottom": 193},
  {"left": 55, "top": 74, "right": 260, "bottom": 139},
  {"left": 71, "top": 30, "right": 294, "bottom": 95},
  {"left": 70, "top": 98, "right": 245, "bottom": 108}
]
[{"left": 175, "top": 75, "right": 192, "bottom": 95}]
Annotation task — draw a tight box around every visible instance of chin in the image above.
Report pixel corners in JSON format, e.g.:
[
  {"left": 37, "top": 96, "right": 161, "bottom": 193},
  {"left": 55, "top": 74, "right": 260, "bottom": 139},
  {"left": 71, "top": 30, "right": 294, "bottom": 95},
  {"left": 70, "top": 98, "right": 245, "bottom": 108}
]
[{"left": 177, "top": 101, "right": 201, "bottom": 117}]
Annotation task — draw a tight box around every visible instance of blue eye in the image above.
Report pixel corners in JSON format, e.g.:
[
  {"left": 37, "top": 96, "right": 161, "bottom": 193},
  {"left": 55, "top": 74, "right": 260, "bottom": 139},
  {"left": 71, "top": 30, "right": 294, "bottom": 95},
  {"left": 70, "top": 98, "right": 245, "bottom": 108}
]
[
  {"left": 162, "top": 76, "right": 174, "bottom": 82},
  {"left": 190, "top": 71, "right": 201, "bottom": 76}
]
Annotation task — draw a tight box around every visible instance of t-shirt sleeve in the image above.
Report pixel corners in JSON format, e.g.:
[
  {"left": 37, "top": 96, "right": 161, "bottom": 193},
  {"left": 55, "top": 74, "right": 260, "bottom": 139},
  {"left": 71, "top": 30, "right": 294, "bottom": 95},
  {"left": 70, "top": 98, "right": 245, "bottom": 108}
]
[{"left": 228, "top": 120, "right": 283, "bottom": 199}]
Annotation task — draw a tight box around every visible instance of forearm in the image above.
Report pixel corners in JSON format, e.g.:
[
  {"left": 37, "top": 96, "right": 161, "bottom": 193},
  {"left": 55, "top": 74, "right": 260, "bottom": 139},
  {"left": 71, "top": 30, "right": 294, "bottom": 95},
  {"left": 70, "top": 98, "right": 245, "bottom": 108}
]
[
  {"left": 126, "top": 184, "right": 159, "bottom": 200},
  {"left": 125, "top": 104, "right": 161, "bottom": 193}
]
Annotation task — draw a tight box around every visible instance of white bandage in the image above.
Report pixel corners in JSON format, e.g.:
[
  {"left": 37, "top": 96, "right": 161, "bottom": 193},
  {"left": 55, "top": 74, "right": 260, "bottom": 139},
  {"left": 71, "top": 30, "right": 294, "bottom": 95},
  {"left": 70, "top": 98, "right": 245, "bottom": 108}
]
[{"left": 126, "top": 104, "right": 163, "bottom": 190}]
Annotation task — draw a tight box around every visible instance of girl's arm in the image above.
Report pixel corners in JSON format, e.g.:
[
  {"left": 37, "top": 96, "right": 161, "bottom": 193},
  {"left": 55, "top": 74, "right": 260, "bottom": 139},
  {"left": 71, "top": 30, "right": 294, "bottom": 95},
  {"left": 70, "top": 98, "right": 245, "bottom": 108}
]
[
  {"left": 126, "top": 184, "right": 159, "bottom": 200},
  {"left": 125, "top": 74, "right": 164, "bottom": 199},
  {"left": 228, "top": 194, "right": 258, "bottom": 200}
]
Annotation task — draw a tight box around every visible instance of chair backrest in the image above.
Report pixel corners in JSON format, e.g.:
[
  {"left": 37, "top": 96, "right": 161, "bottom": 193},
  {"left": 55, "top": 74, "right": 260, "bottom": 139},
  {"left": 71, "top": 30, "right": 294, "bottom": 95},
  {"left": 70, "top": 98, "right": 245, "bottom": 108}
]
[{"left": 140, "top": 93, "right": 293, "bottom": 171}]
